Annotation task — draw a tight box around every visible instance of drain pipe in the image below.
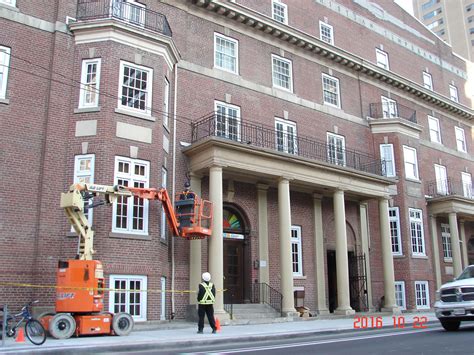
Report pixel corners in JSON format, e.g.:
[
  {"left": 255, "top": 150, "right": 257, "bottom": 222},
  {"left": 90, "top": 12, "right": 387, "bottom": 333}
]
[{"left": 170, "top": 63, "right": 178, "bottom": 320}]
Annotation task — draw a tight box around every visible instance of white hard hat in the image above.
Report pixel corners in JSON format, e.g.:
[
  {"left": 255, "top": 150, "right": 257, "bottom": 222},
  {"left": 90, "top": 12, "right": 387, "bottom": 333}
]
[{"left": 202, "top": 272, "right": 211, "bottom": 282}]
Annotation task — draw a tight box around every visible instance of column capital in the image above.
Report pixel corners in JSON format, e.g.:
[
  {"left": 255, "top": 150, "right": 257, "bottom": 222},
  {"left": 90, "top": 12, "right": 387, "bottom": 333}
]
[
  {"left": 189, "top": 171, "right": 203, "bottom": 179},
  {"left": 313, "top": 192, "right": 323, "bottom": 200},
  {"left": 379, "top": 195, "right": 391, "bottom": 201},
  {"left": 277, "top": 176, "right": 292, "bottom": 184},
  {"left": 429, "top": 213, "right": 437, "bottom": 219},
  {"left": 257, "top": 183, "right": 269, "bottom": 191},
  {"left": 210, "top": 165, "right": 224, "bottom": 173}
]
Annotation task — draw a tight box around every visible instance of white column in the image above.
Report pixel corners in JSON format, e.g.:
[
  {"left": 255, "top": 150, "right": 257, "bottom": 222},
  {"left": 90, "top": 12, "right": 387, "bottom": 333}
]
[
  {"left": 189, "top": 174, "right": 202, "bottom": 305},
  {"left": 359, "top": 202, "right": 373, "bottom": 311},
  {"left": 333, "top": 189, "right": 354, "bottom": 315},
  {"left": 313, "top": 194, "right": 329, "bottom": 315},
  {"left": 429, "top": 214, "right": 442, "bottom": 290},
  {"left": 449, "top": 212, "right": 463, "bottom": 277},
  {"left": 257, "top": 184, "right": 269, "bottom": 285},
  {"left": 460, "top": 220, "right": 469, "bottom": 269}
]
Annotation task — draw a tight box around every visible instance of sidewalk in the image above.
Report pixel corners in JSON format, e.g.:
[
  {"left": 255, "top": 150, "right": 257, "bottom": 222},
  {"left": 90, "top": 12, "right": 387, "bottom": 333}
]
[{"left": 0, "top": 312, "right": 438, "bottom": 354}]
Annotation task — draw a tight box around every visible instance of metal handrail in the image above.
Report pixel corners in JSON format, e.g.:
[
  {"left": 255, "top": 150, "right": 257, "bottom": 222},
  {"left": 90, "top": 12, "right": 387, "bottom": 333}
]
[
  {"left": 251, "top": 282, "right": 283, "bottom": 316},
  {"left": 425, "top": 178, "right": 473, "bottom": 199},
  {"left": 368, "top": 102, "right": 417, "bottom": 123},
  {"left": 224, "top": 294, "right": 233, "bottom": 320}
]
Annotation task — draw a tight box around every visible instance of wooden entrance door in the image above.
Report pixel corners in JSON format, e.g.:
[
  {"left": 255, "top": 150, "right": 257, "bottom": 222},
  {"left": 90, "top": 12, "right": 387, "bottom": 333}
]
[{"left": 223, "top": 239, "right": 244, "bottom": 303}]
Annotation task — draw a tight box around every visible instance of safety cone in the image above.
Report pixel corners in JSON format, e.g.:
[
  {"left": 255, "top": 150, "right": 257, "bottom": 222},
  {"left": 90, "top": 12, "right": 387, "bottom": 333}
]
[
  {"left": 215, "top": 317, "right": 221, "bottom": 332},
  {"left": 15, "top": 328, "right": 25, "bottom": 343}
]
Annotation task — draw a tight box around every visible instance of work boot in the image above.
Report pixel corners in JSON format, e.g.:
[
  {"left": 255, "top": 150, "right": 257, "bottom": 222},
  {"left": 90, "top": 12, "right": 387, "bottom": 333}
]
[
  {"left": 212, "top": 329, "right": 216, "bottom": 334},
  {"left": 197, "top": 330, "right": 203, "bottom": 334}
]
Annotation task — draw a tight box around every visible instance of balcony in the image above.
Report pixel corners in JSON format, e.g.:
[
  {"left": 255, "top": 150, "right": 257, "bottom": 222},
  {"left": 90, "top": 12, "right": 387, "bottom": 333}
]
[
  {"left": 76, "top": 0, "right": 172, "bottom": 37},
  {"left": 191, "top": 113, "right": 385, "bottom": 176},
  {"left": 368, "top": 102, "right": 417, "bottom": 123},
  {"left": 426, "top": 178, "right": 473, "bottom": 200}
]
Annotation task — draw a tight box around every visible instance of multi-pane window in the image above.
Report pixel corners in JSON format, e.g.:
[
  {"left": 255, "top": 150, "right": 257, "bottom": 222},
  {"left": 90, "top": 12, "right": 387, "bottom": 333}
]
[
  {"left": 409, "top": 208, "right": 425, "bottom": 256},
  {"left": 118, "top": 61, "right": 153, "bottom": 115},
  {"left": 449, "top": 84, "right": 459, "bottom": 102},
  {"left": 73, "top": 154, "right": 95, "bottom": 226},
  {"left": 319, "top": 21, "right": 334, "bottom": 45},
  {"left": 163, "top": 77, "right": 169, "bottom": 129},
  {"left": 275, "top": 118, "right": 297, "bottom": 155},
  {"left": 389, "top": 207, "right": 402, "bottom": 255},
  {"left": 214, "top": 33, "right": 238, "bottom": 74},
  {"left": 112, "top": 0, "right": 145, "bottom": 27},
  {"left": 376, "top": 48, "right": 389, "bottom": 70},
  {"left": 441, "top": 224, "right": 452, "bottom": 260},
  {"left": 455, "top": 127, "right": 467, "bottom": 152},
  {"left": 215, "top": 101, "right": 241, "bottom": 141},
  {"left": 291, "top": 226, "right": 303, "bottom": 276},
  {"left": 381, "top": 96, "right": 398, "bottom": 118},
  {"left": 461, "top": 172, "right": 473, "bottom": 198},
  {"left": 415, "top": 281, "right": 430, "bottom": 309},
  {"left": 322, "top": 73, "right": 340, "bottom": 108},
  {"left": 272, "top": 55, "right": 293, "bottom": 92},
  {"left": 434, "top": 164, "right": 448, "bottom": 195},
  {"left": 403, "top": 146, "right": 419, "bottom": 180},
  {"left": 109, "top": 275, "right": 147, "bottom": 321},
  {"left": 423, "top": 72, "right": 433, "bottom": 90},
  {"left": 272, "top": 0, "right": 288, "bottom": 24},
  {"left": 327, "top": 132, "right": 345, "bottom": 166},
  {"left": 113, "top": 157, "right": 150, "bottom": 235},
  {"left": 160, "top": 167, "right": 167, "bottom": 240},
  {"left": 394, "top": 281, "right": 406, "bottom": 310},
  {"left": 380, "top": 144, "right": 396, "bottom": 177},
  {"left": 79, "top": 58, "right": 101, "bottom": 108},
  {"left": 428, "top": 116, "right": 442, "bottom": 144},
  {"left": 0, "top": 46, "right": 11, "bottom": 99}
]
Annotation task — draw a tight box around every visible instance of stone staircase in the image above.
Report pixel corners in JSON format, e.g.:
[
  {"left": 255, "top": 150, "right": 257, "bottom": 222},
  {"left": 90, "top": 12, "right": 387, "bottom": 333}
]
[{"left": 226, "top": 303, "right": 288, "bottom": 325}]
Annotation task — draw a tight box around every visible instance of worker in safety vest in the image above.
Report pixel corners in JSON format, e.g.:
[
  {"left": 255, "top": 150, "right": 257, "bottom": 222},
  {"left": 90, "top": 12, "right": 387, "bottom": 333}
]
[{"left": 197, "top": 272, "right": 217, "bottom": 334}]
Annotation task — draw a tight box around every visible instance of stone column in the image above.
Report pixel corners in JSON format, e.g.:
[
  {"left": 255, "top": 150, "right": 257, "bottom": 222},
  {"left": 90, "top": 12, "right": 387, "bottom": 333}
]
[
  {"left": 313, "top": 194, "right": 329, "bottom": 315},
  {"left": 278, "top": 178, "right": 297, "bottom": 315},
  {"left": 379, "top": 197, "right": 398, "bottom": 312},
  {"left": 429, "top": 215, "right": 442, "bottom": 290},
  {"left": 359, "top": 202, "right": 374, "bottom": 311},
  {"left": 189, "top": 174, "right": 202, "bottom": 305},
  {"left": 460, "top": 220, "right": 469, "bottom": 269},
  {"left": 257, "top": 184, "right": 269, "bottom": 285},
  {"left": 333, "top": 189, "right": 354, "bottom": 315},
  {"left": 448, "top": 212, "right": 463, "bottom": 277}
]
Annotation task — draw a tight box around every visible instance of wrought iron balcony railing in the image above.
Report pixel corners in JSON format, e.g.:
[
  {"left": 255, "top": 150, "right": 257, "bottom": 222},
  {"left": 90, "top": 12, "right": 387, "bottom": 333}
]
[
  {"left": 191, "top": 113, "right": 386, "bottom": 176},
  {"left": 426, "top": 178, "right": 474, "bottom": 200},
  {"left": 76, "top": 0, "right": 172, "bottom": 37},
  {"left": 368, "top": 102, "right": 417, "bottom": 124}
]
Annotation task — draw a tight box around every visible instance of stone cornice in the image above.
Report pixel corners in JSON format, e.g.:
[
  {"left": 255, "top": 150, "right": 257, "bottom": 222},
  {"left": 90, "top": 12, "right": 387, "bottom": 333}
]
[{"left": 190, "top": 0, "right": 473, "bottom": 120}]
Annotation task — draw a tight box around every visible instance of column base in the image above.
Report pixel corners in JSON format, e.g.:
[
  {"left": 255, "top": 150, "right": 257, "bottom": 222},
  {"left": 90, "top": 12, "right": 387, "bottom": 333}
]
[
  {"left": 382, "top": 306, "right": 402, "bottom": 315},
  {"left": 315, "top": 308, "right": 330, "bottom": 316},
  {"left": 334, "top": 307, "right": 355, "bottom": 315},
  {"left": 282, "top": 310, "right": 300, "bottom": 318}
]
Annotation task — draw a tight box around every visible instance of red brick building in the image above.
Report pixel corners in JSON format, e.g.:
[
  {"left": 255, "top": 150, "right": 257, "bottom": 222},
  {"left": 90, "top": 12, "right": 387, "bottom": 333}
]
[{"left": 1, "top": 0, "right": 473, "bottom": 322}]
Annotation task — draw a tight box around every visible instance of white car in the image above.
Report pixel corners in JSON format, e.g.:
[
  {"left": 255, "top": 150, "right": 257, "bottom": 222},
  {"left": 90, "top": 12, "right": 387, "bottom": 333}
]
[{"left": 434, "top": 265, "right": 474, "bottom": 331}]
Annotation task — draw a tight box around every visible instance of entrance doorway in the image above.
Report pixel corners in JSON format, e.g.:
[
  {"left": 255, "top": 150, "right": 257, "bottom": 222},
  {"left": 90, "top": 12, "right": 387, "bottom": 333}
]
[{"left": 327, "top": 250, "right": 337, "bottom": 313}]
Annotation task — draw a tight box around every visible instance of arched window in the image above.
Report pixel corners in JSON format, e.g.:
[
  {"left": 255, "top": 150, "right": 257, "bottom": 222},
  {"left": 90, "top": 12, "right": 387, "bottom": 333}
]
[{"left": 222, "top": 208, "right": 245, "bottom": 240}]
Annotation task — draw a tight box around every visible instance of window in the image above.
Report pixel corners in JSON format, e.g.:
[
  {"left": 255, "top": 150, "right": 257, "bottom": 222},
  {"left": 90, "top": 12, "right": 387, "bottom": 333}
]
[
  {"left": 409, "top": 208, "right": 425, "bottom": 256},
  {"left": 327, "top": 132, "right": 345, "bottom": 166},
  {"left": 160, "top": 167, "right": 167, "bottom": 240},
  {"left": 215, "top": 101, "right": 241, "bottom": 141},
  {"left": 441, "top": 224, "right": 452, "bottom": 260},
  {"left": 109, "top": 275, "right": 147, "bottom": 321},
  {"left": 423, "top": 8, "right": 442, "bottom": 20},
  {"left": 0, "top": 0, "right": 16, "bottom": 6},
  {"left": 394, "top": 281, "right": 406, "bottom": 310},
  {"left": 322, "top": 73, "right": 340, "bottom": 108},
  {"left": 0, "top": 46, "right": 11, "bottom": 99},
  {"left": 427, "top": 19, "right": 443, "bottom": 30},
  {"left": 113, "top": 157, "right": 150, "bottom": 235},
  {"left": 434, "top": 164, "right": 448, "bottom": 195},
  {"left": 112, "top": 0, "right": 145, "bottom": 27},
  {"left": 73, "top": 154, "right": 95, "bottom": 226},
  {"left": 118, "top": 61, "right": 153, "bottom": 115},
  {"left": 462, "top": 172, "right": 473, "bottom": 198},
  {"left": 291, "top": 226, "right": 303, "bottom": 276},
  {"left": 380, "top": 144, "right": 396, "bottom": 177},
  {"left": 415, "top": 281, "right": 430, "bottom": 309},
  {"left": 389, "top": 207, "right": 402, "bottom": 255},
  {"left": 319, "top": 21, "right": 334, "bottom": 45},
  {"left": 272, "top": 55, "right": 293, "bottom": 92},
  {"left": 79, "top": 58, "right": 101, "bottom": 108},
  {"left": 160, "top": 276, "right": 166, "bottom": 320},
  {"left": 422, "top": 0, "right": 439, "bottom": 11},
  {"left": 376, "top": 48, "right": 389, "bottom": 70},
  {"left": 455, "top": 127, "right": 466, "bottom": 152},
  {"left": 449, "top": 85, "right": 459, "bottom": 102},
  {"left": 381, "top": 96, "right": 398, "bottom": 118},
  {"left": 163, "top": 77, "right": 169, "bottom": 129},
  {"left": 275, "top": 118, "right": 297, "bottom": 154},
  {"left": 428, "top": 116, "right": 442, "bottom": 144},
  {"left": 272, "top": 0, "right": 288, "bottom": 24},
  {"left": 214, "top": 33, "right": 238, "bottom": 74},
  {"left": 423, "top": 72, "right": 433, "bottom": 90},
  {"left": 403, "top": 146, "right": 419, "bottom": 180}
]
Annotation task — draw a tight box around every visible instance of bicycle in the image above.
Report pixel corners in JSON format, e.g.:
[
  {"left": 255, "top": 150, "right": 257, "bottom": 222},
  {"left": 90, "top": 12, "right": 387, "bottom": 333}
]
[{"left": 0, "top": 300, "right": 46, "bottom": 345}]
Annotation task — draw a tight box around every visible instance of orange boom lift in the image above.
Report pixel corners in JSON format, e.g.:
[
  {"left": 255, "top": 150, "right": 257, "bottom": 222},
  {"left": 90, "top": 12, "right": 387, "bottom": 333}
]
[{"left": 40, "top": 183, "right": 213, "bottom": 339}]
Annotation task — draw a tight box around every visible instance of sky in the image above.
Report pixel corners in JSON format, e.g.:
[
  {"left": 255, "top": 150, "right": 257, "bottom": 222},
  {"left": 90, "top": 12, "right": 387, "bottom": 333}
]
[{"left": 394, "top": 0, "right": 414, "bottom": 15}]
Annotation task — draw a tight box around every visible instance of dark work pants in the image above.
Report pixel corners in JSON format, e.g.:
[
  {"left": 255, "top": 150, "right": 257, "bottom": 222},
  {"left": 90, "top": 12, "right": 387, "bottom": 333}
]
[{"left": 198, "top": 304, "right": 216, "bottom": 331}]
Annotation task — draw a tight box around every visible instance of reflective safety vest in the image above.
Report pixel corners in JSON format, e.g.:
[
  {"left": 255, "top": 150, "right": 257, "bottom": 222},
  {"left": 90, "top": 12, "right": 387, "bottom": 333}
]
[{"left": 198, "top": 282, "right": 215, "bottom": 305}]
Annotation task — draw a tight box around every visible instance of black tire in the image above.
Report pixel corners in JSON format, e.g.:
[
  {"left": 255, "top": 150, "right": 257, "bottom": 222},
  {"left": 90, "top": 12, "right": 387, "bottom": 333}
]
[
  {"left": 440, "top": 320, "right": 461, "bottom": 331},
  {"left": 49, "top": 313, "right": 76, "bottom": 339},
  {"left": 25, "top": 319, "right": 46, "bottom": 345},
  {"left": 112, "top": 313, "right": 134, "bottom": 336}
]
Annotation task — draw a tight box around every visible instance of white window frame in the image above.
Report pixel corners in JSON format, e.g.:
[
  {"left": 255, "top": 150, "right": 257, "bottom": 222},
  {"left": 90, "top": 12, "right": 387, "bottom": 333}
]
[
  {"left": 112, "top": 0, "right": 146, "bottom": 27},
  {"left": 462, "top": 172, "right": 472, "bottom": 198},
  {"left": 160, "top": 276, "right": 166, "bottom": 320},
  {"left": 73, "top": 154, "right": 95, "bottom": 226},
  {"left": 415, "top": 281, "right": 430, "bottom": 309},
  {"left": 109, "top": 275, "right": 147, "bottom": 321},
  {"left": 381, "top": 96, "right": 398, "bottom": 118},
  {"left": 118, "top": 61, "right": 153, "bottom": 116},
  {"left": 79, "top": 58, "right": 101, "bottom": 108},
  {"left": 160, "top": 167, "right": 168, "bottom": 240},
  {"left": 291, "top": 225, "right": 303, "bottom": 277},
  {"left": 389, "top": 207, "right": 402, "bottom": 255},
  {"left": 275, "top": 117, "right": 298, "bottom": 155},
  {"left": 428, "top": 116, "right": 442, "bottom": 144},
  {"left": 441, "top": 223, "right": 452, "bottom": 261},
  {"left": 434, "top": 164, "right": 448, "bottom": 195},
  {"left": 214, "top": 101, "right": 241, "bottom": 141},
  {"left": 394, "top": 281, "right": 406, "bottom": 310},
  {"left": 322, "top": 73, "right": 341, "bottom": 108},
  {"left": 455, "top": 127, "right": 467, "bottom": 153},
  {"left": 214, "top": 32, "right": 239, "bottom": 74},
  {"left": 327, "top": 132, "right": 345, "bottom": 166},
  {"left": 163, "top": 77, "right": 170, "bottom": 129},
  {"left": 380, "top": 144, "right": 396, "bottom": 177},
  {"left": 319, "top": 21, "right": 334, "bottom": 45},
  {"left": 272, "top": 54, "right": 293, "bottom": 92},
  {"left": 0, "top": 46, "right": 11, "bottom": 99},
  {"left": 449, "top": 84, "right": 459, "bottom": 102},
  {"left": 403, "top": 146, "right": 419, "bottom": 180},
  {"left": 112, "top": 156, "right": 150, "bottom": 235},
  {"left": 272, "top": 0, "right": 288, "bottom": 24},
  {"left": 423, "top": 72, "right": 433, "bottom": 90},
  {"left": 0, "top": 0, "right": 16, "bottom": 7},
  {"left": 409, "top": 208, "right": 426, "bottom": 256},
  {"left": 376, "top": 48, "right": 389, "bottom": 70}
]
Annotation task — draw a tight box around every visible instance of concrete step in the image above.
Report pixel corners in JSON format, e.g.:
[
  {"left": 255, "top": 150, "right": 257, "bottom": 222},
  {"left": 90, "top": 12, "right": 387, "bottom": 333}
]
[{"left": 227, "top": 303, "right": 281, "bottom": 322}]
